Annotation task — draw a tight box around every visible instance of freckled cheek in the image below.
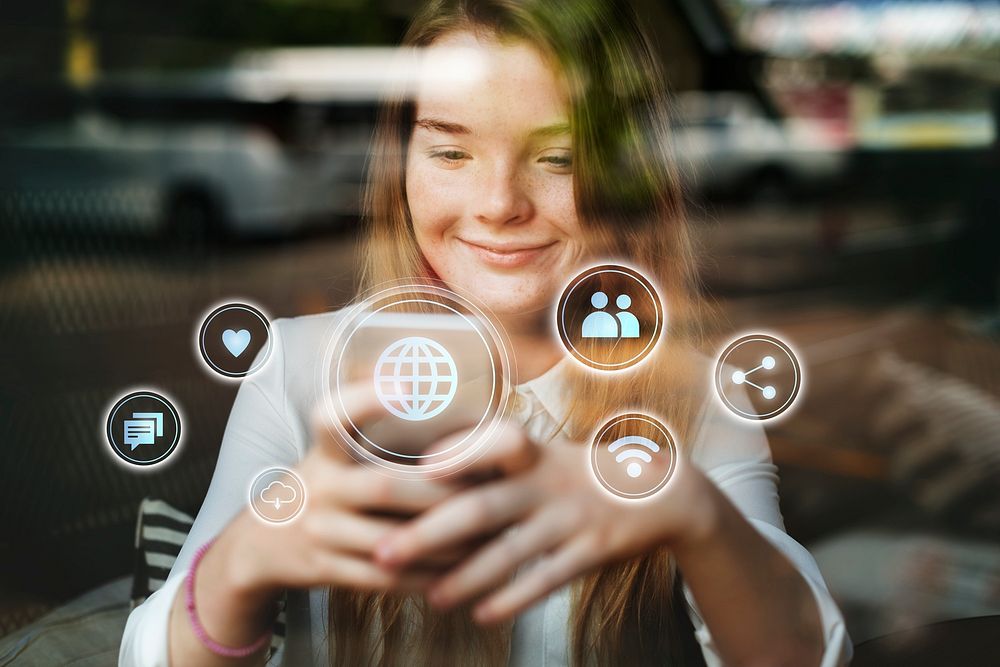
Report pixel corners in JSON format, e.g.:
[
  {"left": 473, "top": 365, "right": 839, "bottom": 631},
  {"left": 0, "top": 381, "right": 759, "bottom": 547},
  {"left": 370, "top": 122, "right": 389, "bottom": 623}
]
[
  {"left": 535, "top": 178, "right": 579, "bottom": 238},
  {"left": 406, "top": 165, "right": 467, "bottom": 243}
]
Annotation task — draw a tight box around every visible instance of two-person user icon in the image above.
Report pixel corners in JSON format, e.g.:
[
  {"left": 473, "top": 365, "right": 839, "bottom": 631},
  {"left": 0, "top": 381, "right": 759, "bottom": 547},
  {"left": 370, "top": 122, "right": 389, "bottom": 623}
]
[
  {"left": 582, "top": 291, "right": 640, "bottom": 339},
  {"left": 556, "top": 264, "right": 663, "bottom": 371}
]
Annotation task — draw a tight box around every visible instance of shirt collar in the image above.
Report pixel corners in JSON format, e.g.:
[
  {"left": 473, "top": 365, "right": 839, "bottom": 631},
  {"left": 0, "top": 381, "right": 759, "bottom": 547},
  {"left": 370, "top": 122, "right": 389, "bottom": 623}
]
[{"left": 514, "top": 356, "right": 573, "bottom": 425}]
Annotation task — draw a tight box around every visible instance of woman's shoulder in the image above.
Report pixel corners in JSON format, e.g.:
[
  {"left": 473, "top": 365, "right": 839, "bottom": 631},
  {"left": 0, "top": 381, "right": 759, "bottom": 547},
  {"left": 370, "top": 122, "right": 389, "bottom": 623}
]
[
  {"left": 246, "top": 309, "right": 348, "bottom": 411},
  {"left": 271, "top": 309, "right": 347, "bottom": 359}
]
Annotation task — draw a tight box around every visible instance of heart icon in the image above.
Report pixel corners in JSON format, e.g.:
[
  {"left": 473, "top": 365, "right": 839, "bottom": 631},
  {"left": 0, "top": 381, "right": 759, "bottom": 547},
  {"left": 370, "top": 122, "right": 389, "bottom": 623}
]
[{"left": 222, "top": 329, "right": 252, "bottom": 357}]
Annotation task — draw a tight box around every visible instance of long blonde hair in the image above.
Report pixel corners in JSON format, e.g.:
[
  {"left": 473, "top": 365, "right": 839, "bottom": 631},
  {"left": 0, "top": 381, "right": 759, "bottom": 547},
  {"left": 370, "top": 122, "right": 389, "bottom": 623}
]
[{"left": 331, "top": 1, "right": 710, "bottom": 664}]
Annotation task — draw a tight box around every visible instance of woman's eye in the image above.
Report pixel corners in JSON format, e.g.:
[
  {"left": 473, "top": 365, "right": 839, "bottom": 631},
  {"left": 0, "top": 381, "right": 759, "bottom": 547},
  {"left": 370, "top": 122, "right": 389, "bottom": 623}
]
[
  {"left": 429, "top": 149, "right": 470, "bottom": 164},
  {"left": 539, "top": 153, "right": 572, "bottom": 170}
]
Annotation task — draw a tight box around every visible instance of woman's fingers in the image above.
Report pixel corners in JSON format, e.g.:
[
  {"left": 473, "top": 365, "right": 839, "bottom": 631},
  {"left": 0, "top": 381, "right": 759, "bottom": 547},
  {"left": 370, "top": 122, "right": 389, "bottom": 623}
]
[
  {"left": 309, "top": 383, "right": 388, "bottom": 465},
  {"left": 313, "top": 551, "right": 435, "bottom": 592},
  {"left": 404, "top": 538, "right": 492, "bottom": 569},
  {"left": 433, "top": 422, "right": 540, "bottom": 481},
  {"left": 427, "top": 507, "right": 572, "bottom": 610},
  {"left": 317, "top": 463, "right": 458, "bottom": 514},
  {"left": 375, "top": 478, "right": 535, "bottom": 567},
  {"left": 306, "top": 509, "right": 484, "bottom": 567},
  {"left": 472, "top": 535, "right": 602, "bottom": 625},
  {"left": 305, "top": 511, "right": 401, "bottom": 556}
]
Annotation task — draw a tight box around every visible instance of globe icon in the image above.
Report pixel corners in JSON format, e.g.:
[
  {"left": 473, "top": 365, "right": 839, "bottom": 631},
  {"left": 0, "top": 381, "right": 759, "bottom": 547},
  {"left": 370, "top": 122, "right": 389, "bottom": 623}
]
[{"left": 374, "top": 336, "right": 458, "bottom": 421}]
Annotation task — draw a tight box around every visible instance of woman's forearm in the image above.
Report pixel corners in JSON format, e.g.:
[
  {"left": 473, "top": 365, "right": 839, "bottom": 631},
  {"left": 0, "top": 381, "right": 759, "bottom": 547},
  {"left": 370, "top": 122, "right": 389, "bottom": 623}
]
[
  {"left": 167, "top": 512, "right": 280, "bottom": 666},
  {"left": 670, "top": 471, "right": 825, "bottom": 667}
]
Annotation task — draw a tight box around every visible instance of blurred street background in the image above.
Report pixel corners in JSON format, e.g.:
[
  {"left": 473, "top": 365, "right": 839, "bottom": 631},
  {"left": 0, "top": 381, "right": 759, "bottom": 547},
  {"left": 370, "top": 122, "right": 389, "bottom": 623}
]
[{"left": 1, "top": 0, "right": 998, "bottom": 664}]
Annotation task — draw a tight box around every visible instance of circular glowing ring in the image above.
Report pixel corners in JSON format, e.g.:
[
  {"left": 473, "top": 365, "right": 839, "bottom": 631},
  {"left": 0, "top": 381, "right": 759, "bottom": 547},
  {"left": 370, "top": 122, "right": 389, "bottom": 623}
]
[
  {"left": 557, "top": 264, "right": 664, "bottom": 372},
  {"left": 713, "top": 333, "right": 802, "bottom": 421},
  {"left": 590, "top": 412, "right": 677, "bottom": 500},
  {"left": 319, "top": 281, "right": 514, "bottom": 478}
]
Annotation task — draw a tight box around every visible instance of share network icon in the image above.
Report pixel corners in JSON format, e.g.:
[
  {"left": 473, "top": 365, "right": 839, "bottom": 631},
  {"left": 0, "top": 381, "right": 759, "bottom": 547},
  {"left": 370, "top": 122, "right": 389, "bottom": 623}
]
[
  {"left": 714, "top": 334, "right": 802, "bottom": 421},
  {"left": 730, "top": 355, "right": 778, "bottom": 400}
]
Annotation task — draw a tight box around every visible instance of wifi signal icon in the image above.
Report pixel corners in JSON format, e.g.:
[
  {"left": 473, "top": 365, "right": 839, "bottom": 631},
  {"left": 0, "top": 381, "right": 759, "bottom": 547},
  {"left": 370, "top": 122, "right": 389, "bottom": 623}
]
[
  {"left": 608, "top": 435, "right": 660, "bottom": 478},
  {"left": 591, "top": 413, "right": 676, "bottom": 500}
]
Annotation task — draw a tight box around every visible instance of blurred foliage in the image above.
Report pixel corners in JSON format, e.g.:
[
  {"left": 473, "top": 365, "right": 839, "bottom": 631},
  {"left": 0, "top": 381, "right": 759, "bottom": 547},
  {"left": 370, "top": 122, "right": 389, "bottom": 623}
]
[
  {"left": 91, "top": 0, "right": 407, "bottom": 50},
  {"left": 1, "top": 0, "right": 412, "bottom": 79}
]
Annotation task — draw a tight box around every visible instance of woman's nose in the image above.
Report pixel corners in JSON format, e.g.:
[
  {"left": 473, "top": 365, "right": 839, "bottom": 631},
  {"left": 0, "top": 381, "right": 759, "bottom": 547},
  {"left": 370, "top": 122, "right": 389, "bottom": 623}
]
[{"left": 474, "top": 162, "right": 533, "bottom": 226}]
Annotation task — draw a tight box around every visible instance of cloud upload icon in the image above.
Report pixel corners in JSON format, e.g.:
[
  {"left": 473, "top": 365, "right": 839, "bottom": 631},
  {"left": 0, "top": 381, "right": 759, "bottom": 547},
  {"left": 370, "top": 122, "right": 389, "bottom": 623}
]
[{"left": 260, "top": 480, "right": 297, "bottom": 510}]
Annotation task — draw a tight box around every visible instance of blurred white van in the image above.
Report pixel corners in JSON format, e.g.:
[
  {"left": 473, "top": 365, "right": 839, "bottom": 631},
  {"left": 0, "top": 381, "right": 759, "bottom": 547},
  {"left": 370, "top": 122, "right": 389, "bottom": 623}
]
[
  {"left": 0, "top": 89, "right": 372, "bottom": 240},
  {"left": 671, "top": 92, "right": 846, "bottom": 200}
]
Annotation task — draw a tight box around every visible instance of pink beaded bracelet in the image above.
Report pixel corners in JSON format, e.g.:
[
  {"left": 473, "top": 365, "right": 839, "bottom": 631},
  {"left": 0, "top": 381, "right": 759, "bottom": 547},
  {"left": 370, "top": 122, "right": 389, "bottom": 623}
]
[{"left": 185, "top": 539, "right": 274, "bottom": 659}]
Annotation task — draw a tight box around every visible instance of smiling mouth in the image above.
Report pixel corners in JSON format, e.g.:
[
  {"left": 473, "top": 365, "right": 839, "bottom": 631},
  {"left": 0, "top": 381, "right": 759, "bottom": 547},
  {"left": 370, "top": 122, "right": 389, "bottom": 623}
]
[{"left": 458, "top": 238, "right": 558, "bottom": 267}]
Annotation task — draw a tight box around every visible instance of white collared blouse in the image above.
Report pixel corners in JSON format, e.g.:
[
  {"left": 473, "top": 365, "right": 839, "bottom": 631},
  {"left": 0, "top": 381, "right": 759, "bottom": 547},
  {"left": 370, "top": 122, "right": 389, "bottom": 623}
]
[{"left": 120, "top": 311, "right": 852, "bottom": 667}]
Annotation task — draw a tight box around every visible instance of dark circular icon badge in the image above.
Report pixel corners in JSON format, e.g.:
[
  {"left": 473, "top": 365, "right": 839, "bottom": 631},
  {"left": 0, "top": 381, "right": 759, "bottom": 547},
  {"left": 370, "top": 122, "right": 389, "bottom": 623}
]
[
  {"left": 557, "top": 265, "right": 663, "bottom": 371},
  {"left": 714, "top": 334, "right": 802, "bottom": 421},
  {"left": 590, "top": 413, "right": 677, "bottom": 500},
  {"left": 198, "top": 302, "right": 272, "bottom": 378},
  {"left": 105, "top": 390, "right": 181, "bottom": 466}
]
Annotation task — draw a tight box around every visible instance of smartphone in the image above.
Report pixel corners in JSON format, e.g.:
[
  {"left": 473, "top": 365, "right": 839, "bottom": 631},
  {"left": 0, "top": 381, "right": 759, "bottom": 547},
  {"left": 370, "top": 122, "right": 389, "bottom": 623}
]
[{"left": 332, "top": 310, "right": 507, "bottom": 467}]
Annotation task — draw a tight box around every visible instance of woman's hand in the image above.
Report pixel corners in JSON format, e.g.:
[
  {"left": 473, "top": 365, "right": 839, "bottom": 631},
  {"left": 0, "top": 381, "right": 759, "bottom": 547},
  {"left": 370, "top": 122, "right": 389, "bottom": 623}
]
[
  {"left": 372, "top": 423, "right": 713, "bottom": 624},
  {"left": 218, "top": 385, "right": 467, "bottom": 600},
  {"left": 169, "top": 384, "right": 469, "bottom": 666}
]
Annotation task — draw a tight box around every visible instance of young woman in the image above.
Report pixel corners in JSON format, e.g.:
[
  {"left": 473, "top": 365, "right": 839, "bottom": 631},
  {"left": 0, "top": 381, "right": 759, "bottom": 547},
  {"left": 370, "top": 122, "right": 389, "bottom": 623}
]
[{"left": 121, "top": 1, "right": 851, "bottom": 665}]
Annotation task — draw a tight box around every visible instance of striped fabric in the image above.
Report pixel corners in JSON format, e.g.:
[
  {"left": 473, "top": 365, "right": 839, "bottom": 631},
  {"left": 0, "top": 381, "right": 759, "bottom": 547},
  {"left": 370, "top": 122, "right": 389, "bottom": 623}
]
[{"left": 131, "top": 498, "right": 286, "bottom": 659}]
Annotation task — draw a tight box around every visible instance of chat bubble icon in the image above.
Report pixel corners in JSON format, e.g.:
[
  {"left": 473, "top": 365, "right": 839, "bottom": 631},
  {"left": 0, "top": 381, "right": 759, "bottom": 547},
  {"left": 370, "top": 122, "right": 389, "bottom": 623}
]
[
  {"left": 130, "top": 412, "right": 164, "bottom": 437},
  {"left": 124, "top": 420, "right": 156, "bottom": 450},
  {"left": 124, "top": 412, "right": 164, "bottom": 450}
]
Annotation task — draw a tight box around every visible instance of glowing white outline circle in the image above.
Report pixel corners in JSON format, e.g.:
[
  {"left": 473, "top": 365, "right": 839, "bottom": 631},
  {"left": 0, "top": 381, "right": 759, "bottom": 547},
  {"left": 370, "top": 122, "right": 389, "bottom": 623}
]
[
  {"left": 198, "top": 303, "right": 273, "bottom": 378},
  {"left": 714, "top": 334, "right": 801, "bottom": 421},
  {"left": 106, "top": 391, "right": 181, "bottom": 466},
  {"left": 320, "top": 282, "right": 514, "bottom": 477},
  {"left": 248, "top": 466, "right": 306, "bottom": 525},
  {"left": 558, "top": 265, "right": 664, "bottom": 371},
  {"left": 335, "top": 298, "right": 495, "bottom": 460},
  {"left": 590, "top": 413, "right": 677, "bottom": 500}
]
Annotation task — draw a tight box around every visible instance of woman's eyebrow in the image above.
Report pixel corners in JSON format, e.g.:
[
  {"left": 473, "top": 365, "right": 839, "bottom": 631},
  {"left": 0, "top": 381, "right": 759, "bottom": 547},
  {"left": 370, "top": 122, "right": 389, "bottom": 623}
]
[
  {"left": 413, "top": 117, "right": 571, "bottom": 139},
  {"left": 529, "top": 122, "right": 571, "bottom": 139},
  {"left": 414, "top": 117, "right": 471, "bottom": 135}
]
